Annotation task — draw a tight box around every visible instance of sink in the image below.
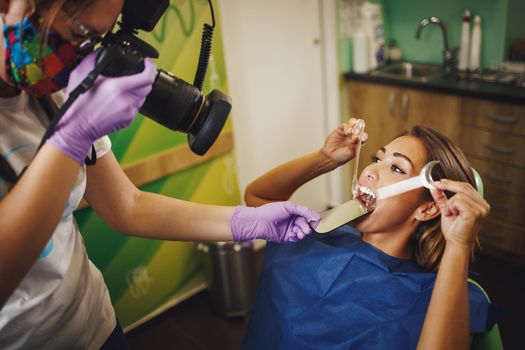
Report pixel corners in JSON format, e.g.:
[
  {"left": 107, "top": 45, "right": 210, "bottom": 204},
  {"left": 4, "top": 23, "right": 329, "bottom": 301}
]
[{"left": 370, "top": 62, "right": 443, "bottom": 82}]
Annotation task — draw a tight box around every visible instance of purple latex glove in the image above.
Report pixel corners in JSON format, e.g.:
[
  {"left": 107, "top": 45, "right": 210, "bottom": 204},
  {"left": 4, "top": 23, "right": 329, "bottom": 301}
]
[
  {"left": 230, "top": 201, "right": 321, "bottom": 243},
  {"left": 46, "top": 49, "right": 157, "bottom": 164}
]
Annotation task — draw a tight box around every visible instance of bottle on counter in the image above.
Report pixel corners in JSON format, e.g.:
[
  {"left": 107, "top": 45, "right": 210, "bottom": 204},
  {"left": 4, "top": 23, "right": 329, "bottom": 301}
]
[
  {"left": 469, "top": 15, "right": 482, "bottom": 72},
  {"left": 359, "top": 1, "right": 385, "bottom": 69},
  {"left": 353, "top": 29, "right": 369, "bottom": 73},
  {"left": 458, "top": 9, "right": 471, "bottom": 71},
  {"left": 385, "top": 39, "right": 403, "bottom": 64}
]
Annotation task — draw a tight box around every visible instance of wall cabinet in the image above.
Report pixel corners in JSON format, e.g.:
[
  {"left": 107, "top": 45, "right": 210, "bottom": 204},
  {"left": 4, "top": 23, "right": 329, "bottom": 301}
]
[
  {"left": 348, "top": 81, "right": 461, "bottom": 174},
  {"left": 348, "top": 80, "right": 525, "bottom": 267},
  {"left": 461, "top": 97, "right": 525, "bottom": 266}
]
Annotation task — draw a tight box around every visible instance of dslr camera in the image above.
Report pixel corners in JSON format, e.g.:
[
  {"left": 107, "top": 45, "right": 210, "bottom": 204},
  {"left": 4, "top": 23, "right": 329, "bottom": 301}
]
[{"left": 96, "top": 0, "right": 231, "bottom": 155}]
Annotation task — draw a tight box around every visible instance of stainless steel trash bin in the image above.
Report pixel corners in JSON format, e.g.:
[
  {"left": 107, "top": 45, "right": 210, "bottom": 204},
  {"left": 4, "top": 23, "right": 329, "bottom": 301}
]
[{"left": 197, "top": 241, "right": 255, "bottom": 318}]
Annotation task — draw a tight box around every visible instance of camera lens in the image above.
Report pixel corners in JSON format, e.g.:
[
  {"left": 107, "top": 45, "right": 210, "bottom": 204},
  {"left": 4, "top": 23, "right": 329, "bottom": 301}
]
[
  {"left": 188, "top": 89, "right": 231, "bottom": 155},
  {"left": 140, "top": 70, "right": 231, "bottom": 155}
]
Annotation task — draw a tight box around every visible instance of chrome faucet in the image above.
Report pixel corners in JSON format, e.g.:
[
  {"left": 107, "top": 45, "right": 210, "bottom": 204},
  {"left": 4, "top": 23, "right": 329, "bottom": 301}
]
[{"left": 415, "top": 17, "right": 455, "bottom": 74}]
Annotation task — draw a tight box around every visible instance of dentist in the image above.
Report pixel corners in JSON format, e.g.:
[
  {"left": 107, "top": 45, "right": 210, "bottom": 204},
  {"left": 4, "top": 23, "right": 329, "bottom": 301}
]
[{"left": 0, "top": 0, "right": 320, "bottom": 348}]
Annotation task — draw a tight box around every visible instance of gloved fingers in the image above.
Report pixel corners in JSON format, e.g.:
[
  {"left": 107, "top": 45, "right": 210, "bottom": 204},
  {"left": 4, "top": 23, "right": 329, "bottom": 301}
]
[
  {"left": 282, "top": 201, "right": 321, "bottom": 223},
  {"left": 69, "top": 54, "right": 157, "bottom": 99},
  {"left": 293, "top": 217, "right": 312, "bottom": 239},
  {"left": 96, "top": 60, "right": 157, "bottom": 97},
  {"left": 128, "top": 84, "right": 155, "bottom": 102},
  {"left": 112, "top": 57, "right": 158, "bottom": 88},
  {"left": 309, "top": 219, "right": 320, "bottom": 230},
  {"left": 287, "top": 227, "right": 300, "bottom": 242},
  {"left": 66, "top": 48, "right": 102, "bottom": 93}
]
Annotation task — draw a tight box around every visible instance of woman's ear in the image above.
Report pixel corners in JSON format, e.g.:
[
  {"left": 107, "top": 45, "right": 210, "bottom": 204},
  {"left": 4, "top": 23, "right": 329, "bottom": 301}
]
[{"left": 414, "top": 200, "right": 440, "bottom": 222}]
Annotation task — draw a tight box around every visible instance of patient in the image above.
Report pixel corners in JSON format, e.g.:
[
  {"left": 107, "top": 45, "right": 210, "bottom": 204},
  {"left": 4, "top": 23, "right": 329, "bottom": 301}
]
[{"left": 242, "top": 119, "right": 498, "bottom": 350}]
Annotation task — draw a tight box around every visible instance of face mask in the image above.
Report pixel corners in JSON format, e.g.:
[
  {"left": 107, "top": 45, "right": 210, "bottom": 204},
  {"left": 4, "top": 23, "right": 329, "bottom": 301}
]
[{"left": 3, "top": 12, "right": 84, "bottom": 96}]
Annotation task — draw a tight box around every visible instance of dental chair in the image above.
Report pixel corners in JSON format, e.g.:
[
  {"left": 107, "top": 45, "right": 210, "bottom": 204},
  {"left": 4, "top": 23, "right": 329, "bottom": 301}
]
[{"left": 471, "top": 169, "right": 504, "bottom": 350}]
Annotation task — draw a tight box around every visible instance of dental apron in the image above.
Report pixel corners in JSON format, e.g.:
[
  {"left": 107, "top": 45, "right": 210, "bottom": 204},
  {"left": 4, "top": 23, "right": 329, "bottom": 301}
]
[{"left": 242, "top": 226, "right": 498, "bottom": 350}]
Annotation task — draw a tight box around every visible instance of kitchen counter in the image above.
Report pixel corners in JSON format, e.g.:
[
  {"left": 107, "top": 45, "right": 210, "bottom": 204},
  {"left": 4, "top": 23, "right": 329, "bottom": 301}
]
[{"left": 345, "top": 71, "right": 525, "bottom": 105}]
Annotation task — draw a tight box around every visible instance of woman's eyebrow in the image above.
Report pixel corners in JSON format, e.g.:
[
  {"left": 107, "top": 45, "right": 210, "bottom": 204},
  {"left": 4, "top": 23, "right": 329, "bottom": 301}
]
[
  {"left": 393, "top": 152, "right": 414, "bottom": 167},
  {"left": 379, "top": 147, "right": 414, "bottom": 167}
]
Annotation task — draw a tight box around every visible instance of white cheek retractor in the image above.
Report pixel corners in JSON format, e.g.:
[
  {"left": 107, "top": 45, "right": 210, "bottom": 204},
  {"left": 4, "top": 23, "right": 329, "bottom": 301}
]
[{"left": 375, "top": 160, "right": 440, "bottom": 200}]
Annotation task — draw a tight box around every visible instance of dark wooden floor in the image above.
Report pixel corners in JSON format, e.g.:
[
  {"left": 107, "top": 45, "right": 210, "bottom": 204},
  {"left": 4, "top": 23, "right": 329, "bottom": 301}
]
[
  {"left": 127, "top": 251, "right": 524, "bottom": 350},
  {"left": 469, "top": 254, "right": 525, "bottom": 350}
]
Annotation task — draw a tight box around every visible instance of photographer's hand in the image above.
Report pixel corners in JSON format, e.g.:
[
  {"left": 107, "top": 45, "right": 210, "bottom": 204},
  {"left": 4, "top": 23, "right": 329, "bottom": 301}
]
[{"left": 46, "top": 49, "right": 157, "bottom": 164}]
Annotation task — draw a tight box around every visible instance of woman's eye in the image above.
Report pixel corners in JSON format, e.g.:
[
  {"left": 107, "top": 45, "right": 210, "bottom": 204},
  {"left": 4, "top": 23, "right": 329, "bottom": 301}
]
[
  {"left": 391, "top": 164, "right": 406, "bottom": 175},
  {"left": 370, "top": 155, "right": 380, "bottom": 163}
]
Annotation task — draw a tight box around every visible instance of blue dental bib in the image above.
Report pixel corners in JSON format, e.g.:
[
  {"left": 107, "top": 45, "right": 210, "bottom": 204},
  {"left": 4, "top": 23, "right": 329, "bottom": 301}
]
[{"left": 242, "top": 226, "right": 498, "bottom": 350}]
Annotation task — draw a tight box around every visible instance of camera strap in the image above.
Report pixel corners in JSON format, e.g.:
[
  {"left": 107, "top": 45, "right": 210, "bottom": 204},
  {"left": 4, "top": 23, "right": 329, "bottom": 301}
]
[{"left": 0, "top": 96, "right": 97, "bottom": 185}]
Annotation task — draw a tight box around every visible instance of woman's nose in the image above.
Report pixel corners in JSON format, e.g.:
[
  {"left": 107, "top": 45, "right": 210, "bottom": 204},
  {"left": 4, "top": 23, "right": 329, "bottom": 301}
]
[{"left": 363, "top": 167, "right": 378, "bottom": 182}]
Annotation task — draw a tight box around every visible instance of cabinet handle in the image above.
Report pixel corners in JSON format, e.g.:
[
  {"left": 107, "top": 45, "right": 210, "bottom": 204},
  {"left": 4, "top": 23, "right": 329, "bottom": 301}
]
[
  {"left": 483, "top": 173, "right": 512, "bottom": 184},
  {"left": 401, "top": 94, "right": 409, "bottom": 120},
  {"left": 480, "top": 230, "right": 504, "bottom": 241},
  {"left": 483, "top": 143, "right": 514, "bottom": 155},
  {"left": 388, "top": 93, "right": 396, "bottom": 118},
  {"left": 487, "top": 114, "right": 519, "bottom": 124}
]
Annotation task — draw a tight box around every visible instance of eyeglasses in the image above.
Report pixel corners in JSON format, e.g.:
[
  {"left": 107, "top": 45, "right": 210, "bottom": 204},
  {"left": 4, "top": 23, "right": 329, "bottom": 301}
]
[{"left": 64, "top": 12, "right": 103, "bottom": 52}]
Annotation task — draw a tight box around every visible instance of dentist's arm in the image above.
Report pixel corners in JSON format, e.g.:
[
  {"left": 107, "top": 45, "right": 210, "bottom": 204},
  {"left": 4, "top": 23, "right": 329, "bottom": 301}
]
[
  {"left": 0, "top": 146, "right": 80, "bottom": 309},
  {"left": 84, "top": 151, "right": 321, "bottom": 243},
  {"left": 245, "top": 118, "right": 367, "bottom": 206}
]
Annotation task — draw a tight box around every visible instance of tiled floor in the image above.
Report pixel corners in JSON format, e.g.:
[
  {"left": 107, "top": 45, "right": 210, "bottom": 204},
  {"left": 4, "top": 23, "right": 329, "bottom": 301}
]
[{"left": 127, "top": 251, "right": 524, "bottom": 350}]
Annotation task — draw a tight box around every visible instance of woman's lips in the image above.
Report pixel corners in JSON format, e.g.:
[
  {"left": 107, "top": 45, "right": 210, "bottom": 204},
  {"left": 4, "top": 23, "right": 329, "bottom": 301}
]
[{"left": 354, "top": 184, "right": 377, "bottom": 213}]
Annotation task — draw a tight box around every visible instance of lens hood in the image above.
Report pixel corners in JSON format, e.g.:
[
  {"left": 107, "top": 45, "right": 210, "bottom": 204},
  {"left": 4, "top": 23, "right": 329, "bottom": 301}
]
[{"left": 188, "top": 89, "right": 231, "bottom": 155}]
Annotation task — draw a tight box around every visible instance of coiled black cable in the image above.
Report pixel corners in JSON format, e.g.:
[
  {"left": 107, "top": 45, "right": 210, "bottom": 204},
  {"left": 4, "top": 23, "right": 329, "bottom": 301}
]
[{"left": 193, "top": 0, "right": 215, "bottom": 91}]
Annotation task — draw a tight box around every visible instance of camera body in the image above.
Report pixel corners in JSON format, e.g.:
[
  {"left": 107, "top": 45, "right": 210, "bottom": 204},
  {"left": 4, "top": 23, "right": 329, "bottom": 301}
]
[{"left": 96, "top": 0, "right": 231, "bottom": 155}]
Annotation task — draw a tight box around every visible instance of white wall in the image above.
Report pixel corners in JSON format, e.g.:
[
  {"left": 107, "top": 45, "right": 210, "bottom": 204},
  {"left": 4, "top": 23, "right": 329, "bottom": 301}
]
[{"left": 219, "top": 0, "right": 345, "bottom": 212}]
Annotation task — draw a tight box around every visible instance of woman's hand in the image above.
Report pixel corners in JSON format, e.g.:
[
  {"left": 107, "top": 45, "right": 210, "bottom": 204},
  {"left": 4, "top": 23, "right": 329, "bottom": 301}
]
[
  {"left": 430, "top": 179, "right": 490, "bottom": 248},
  {"left": 321, "top": 118, "right": 368, "bottom": 166}
]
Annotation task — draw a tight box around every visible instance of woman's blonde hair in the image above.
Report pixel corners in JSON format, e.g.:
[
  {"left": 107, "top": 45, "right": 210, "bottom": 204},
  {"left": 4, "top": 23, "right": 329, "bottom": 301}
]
[{"left": 405, "top": 126, "right": 477, "bottom": 272}]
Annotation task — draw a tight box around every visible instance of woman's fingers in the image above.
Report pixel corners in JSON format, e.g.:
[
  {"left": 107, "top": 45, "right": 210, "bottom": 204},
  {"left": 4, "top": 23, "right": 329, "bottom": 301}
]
[
  {"left": 430, "top": 187, "right": 448, "bottom": 211},
  {"left": 342, "top": 118, "right": 366, "bottom": 144},
  {"left": 439, "top": 190, "right": 490, "bottom": 219},
  {"left": 433, "top": 179, "right": 489, "bottom": 211},
  {"left": 431, "top": 179, "right": 490, "bottom": 220},
  {"left": 361, "top": 131, "right": 368, "bottom": 145}
]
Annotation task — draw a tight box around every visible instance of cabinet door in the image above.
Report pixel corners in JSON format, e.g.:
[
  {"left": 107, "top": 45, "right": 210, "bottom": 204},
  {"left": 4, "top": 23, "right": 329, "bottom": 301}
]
[
  {"left": 348, "top": 81, "right": 404, "bottom": 172},
  {"left": 404, "top": 89, "right": 462, "bottom": 144}
]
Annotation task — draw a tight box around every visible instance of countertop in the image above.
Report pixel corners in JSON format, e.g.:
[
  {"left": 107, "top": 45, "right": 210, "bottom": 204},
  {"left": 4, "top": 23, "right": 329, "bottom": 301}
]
[{"left": 345, "top": 71, "right": 525, "bottom": 105}]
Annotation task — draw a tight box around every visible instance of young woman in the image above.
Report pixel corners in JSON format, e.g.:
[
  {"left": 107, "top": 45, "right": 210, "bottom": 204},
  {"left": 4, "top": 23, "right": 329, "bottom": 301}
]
[
  {"left": 0, "top": 0, "right": 320, "bottom": 348},
  {"left": 242, "top": 119, "right": 496, "bottom": 350}
]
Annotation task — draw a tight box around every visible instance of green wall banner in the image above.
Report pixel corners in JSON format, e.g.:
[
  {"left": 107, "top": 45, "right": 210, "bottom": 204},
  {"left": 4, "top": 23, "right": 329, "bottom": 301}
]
[{"left": 75, "top": 0, "right": 240, "bottom": 330}]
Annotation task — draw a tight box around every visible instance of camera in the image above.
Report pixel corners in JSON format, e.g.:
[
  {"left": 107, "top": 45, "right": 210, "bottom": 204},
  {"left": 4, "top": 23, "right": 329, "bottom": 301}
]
[{"left": 96, "top": 0, "right": 231, "bottom": 155}]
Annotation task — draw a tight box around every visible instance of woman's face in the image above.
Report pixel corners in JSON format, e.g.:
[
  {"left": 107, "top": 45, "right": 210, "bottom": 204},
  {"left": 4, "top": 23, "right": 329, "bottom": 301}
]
[
  {"left": 354, "top": 135, "right": 430, "bottom": 233},
  {"left": 45, "top": 0, "right": 124, "bottom": 47}
]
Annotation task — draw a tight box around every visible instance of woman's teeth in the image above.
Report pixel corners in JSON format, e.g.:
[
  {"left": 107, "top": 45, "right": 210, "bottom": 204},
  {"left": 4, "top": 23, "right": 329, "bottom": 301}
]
[{"left": 355, "top": 185, "right": 377, "bottom": 213}]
